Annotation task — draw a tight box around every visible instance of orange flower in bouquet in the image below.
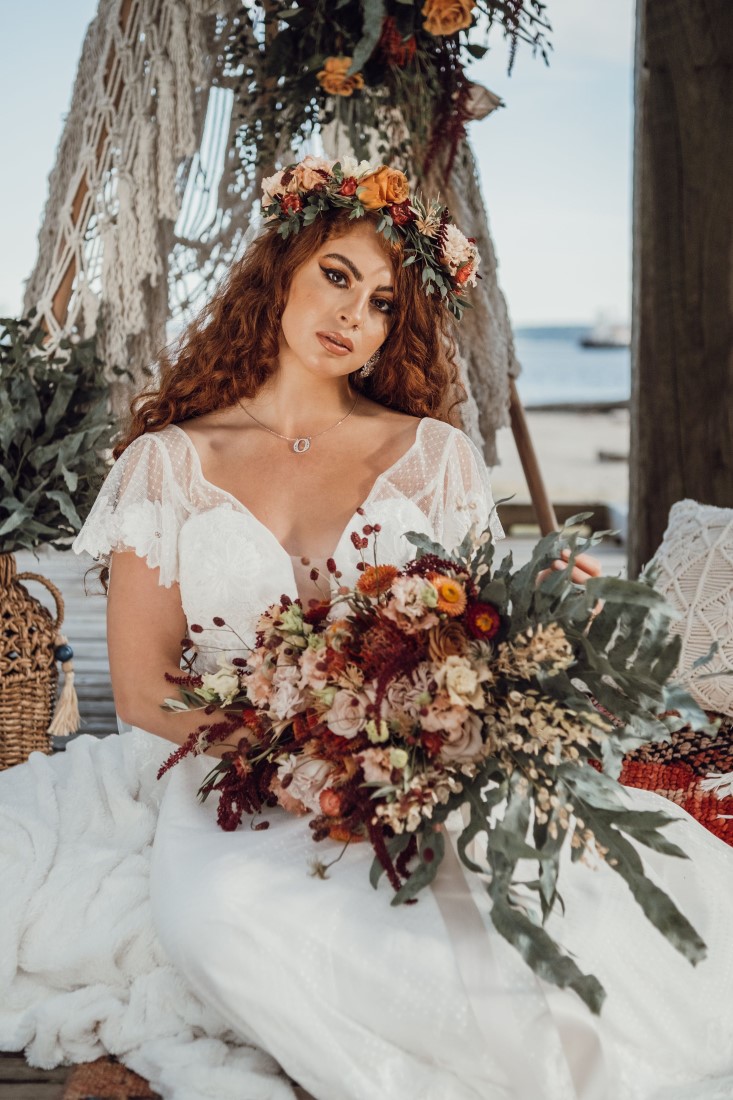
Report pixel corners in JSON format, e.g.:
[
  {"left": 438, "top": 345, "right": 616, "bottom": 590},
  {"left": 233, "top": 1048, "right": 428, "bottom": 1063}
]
[{"left": 159, "top": 511, "right": 718, "bottom": 1013}]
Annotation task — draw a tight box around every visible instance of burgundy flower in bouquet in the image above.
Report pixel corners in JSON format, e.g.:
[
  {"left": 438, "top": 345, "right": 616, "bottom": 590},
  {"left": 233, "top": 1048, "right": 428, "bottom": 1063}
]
[{"left": 158, "top": 512, "right": 722, "bottom": 1012}]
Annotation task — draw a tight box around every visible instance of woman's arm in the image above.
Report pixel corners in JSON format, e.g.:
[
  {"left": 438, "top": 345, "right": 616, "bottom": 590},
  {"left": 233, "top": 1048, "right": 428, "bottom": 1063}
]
[{"left": 106, "top": 550, "right": 237, "bottom": 758}]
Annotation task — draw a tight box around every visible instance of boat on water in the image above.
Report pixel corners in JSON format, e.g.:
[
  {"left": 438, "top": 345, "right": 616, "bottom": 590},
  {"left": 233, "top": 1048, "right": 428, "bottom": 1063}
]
[{"left": 579, "top": 317, "right": 630, "bottom": 349}]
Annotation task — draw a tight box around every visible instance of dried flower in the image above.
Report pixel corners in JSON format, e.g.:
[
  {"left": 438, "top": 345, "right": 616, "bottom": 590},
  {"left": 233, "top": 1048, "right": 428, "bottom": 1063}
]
[
  {"left": 439, "top": 223, "right": 480, "bottom": 285},
  {"left": 495, "top": 622, "right": 575, "bottom": 680},
  {"left": 378, "top": 15, "right": 417, "bottom": 66},
  {"left": 465, "top": 601, "right": 501, "bottom": 640},
  {"left": 427, "top": 619, "right": 467, "bottom": 662},
  {"left": 316, "top": 57, "right": 365, "bottom": 97},
  {"left": 357, "top": 563, "right": 400, "bottom": 598},
  {"left": 292, "top": 154, "right": 333, "bottom": 190},
  {"left": 319, "top": 787, "right": 345, "bottom": 817},
  {"left": 422, "top": 0, "right": 474, "bottom": 38},
  {"left": 389, "top": 201, "right": 416, "bottom": 226},
  {"left": 429, "top": 573, "right": 468, "bottom": 616},
  {"left": 281, "top": 193, "right": 304, "bottom": 216}
]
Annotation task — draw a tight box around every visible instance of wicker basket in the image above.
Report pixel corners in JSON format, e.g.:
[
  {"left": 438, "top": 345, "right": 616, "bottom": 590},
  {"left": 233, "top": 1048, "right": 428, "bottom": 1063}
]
[
  {"left": 62, "top": 1056, "right": 160, "bottom": 1099},
  {"left": 0, "top": 551, "right": 64, "bottom": 769}
]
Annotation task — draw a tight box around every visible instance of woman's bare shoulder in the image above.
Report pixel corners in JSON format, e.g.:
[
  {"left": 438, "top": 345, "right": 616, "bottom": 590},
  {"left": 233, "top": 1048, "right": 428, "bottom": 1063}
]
[
  {"left": 175, "top": 405, "right": 251, "bottom": 448},
  {"left": 355, "top": 398, "right": 424, "bottom": 440}
]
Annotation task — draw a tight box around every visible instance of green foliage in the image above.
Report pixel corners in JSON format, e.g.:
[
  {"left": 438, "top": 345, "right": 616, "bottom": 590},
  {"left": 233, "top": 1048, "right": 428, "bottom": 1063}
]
[
  {"left": 0, "top": 312, "right": 117, "bottom": 554},
  {"left": 225, "top": 0, "right": 553, "bottom": 183},
  {"left": 403, "top": 512, "right": 725, "bottom": 1013}
]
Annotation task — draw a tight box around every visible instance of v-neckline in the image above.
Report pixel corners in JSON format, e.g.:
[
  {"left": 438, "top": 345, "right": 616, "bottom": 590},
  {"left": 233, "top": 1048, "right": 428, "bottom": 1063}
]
[{"left": 168, "top": 418, "right": 427, "bottom": 568}]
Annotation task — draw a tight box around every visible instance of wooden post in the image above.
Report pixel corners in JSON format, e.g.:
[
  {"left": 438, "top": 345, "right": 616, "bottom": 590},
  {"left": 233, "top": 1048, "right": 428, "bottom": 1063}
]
[
  {"left": 508, "top": 377, "right": 559, "bottom": 535},
  {"left": 629, "top": 0, "right": 733, "bottom": 576}
]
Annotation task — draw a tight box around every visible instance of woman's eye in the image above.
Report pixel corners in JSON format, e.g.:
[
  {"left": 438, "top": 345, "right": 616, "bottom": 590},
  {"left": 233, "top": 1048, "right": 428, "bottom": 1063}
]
[
  {"left": 321, "top": 267, "right": 393, "bottom": 315},
  {"left": 322, "top": 266, "right": 348, "bottom": 286}
]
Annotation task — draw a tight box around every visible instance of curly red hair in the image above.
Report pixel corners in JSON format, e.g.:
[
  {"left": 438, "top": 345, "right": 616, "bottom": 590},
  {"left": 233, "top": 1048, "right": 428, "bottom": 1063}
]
[{"left": 113, "top": 208, "right": 467, "bottom": 457}]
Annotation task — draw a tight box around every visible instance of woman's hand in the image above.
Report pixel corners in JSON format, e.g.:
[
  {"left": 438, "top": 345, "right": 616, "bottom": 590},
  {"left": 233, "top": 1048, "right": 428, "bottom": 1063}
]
[{"left": 536, "top": 546, "right": 603, "bottom": 587}]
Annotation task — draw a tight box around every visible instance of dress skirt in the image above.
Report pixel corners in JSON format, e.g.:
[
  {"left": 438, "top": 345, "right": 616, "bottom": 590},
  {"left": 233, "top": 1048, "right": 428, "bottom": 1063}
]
[{"left": 149, "top": 747, "right": 733, "bottom": 1100}]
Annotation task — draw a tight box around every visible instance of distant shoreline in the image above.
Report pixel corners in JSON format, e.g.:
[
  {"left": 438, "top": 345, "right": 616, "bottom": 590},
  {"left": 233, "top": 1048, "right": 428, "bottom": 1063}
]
[{"left": 523, "top": 399, "right": 629, "bottom": 414}]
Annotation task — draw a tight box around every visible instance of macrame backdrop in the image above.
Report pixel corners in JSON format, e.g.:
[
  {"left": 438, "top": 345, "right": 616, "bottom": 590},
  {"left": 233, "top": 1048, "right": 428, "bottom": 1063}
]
[
  {"left": 23, "top": 0, "right": 519, "bottom": 462},
  {"left": 424, "top": 141, "right": 522, "bottom": 465}
]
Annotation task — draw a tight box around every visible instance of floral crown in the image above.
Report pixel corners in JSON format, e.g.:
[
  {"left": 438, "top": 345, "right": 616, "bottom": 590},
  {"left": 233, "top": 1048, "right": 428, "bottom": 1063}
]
[{"left": 261, "top": 155, "right": 481, "bottom": 320}]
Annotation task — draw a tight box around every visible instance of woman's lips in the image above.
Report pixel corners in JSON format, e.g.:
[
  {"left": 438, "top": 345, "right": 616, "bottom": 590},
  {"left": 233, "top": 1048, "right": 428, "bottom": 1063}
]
[{"left": 316, "top": 331, "right": 354, "bottom": 355}]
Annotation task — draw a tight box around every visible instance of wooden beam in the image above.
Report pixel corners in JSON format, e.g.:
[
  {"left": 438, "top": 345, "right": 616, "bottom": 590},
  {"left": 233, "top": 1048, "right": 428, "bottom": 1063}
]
[{"left": 508, "top": 376, "right": 559, "bottom": 535}]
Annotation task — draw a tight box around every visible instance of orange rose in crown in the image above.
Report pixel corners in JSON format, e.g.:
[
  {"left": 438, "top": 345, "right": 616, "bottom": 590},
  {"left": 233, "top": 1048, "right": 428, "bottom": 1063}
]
[
  {"left": 422, "top": 0, "right": 474, "bottom": 36},
  {"left": 357, "top": 167, "right": 411, "bottom": 210}
]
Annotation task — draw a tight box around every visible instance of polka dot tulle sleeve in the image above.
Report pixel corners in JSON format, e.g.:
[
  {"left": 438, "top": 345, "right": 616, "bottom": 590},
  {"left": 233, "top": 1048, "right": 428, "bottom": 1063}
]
[
  {"left": 72, "top": 431, "right": 192, "bottom": 587},
  {"left": 439, "top": 429, "right": 506, "bottom": 552}
]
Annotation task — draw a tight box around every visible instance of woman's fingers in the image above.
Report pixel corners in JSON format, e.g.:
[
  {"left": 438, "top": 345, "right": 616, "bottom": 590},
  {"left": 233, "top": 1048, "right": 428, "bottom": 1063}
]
[
  {"left": 535, "top": 548, "right": 604, "bottom": 588},
  {"left": 556, "top": 547, "right": 603, "bottom": 577}
]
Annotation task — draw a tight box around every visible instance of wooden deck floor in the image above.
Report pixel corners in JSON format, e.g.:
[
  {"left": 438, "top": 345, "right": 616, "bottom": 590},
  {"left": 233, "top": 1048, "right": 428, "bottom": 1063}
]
[
  {"left": 0, "top": 1051, "right": 314, "bottom": 1100},
  {"left": 0, "top": 1052, "right": 68, "bottom": 1099}
]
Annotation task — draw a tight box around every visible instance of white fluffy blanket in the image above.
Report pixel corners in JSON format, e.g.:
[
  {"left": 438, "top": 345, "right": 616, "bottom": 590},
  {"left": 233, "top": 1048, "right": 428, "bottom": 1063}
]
[{"left": 0, "top": 730, "right": 297, "bottom": 1100}]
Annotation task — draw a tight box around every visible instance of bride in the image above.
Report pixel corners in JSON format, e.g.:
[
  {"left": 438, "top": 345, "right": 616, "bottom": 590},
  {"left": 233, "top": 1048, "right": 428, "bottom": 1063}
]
[{"left": 3, "top": 158, "right": 733, "bottom": 1100}]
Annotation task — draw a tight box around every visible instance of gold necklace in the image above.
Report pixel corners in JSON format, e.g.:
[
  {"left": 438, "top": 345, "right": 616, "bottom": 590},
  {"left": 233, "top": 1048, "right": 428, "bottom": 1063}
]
[{"left": 237, "top": 391, "right": 359, "bottom": 453}]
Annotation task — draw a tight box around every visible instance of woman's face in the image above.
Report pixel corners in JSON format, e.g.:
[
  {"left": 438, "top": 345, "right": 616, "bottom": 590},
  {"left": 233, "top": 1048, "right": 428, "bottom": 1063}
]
[{"left": 279, "top": 223, "right": 396, "bottom": 377}]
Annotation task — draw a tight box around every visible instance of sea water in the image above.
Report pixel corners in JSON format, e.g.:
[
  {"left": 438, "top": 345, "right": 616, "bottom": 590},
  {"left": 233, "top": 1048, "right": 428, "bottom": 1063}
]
[{"left": 514, "top": 326, "right": 630, "bottom": 407}]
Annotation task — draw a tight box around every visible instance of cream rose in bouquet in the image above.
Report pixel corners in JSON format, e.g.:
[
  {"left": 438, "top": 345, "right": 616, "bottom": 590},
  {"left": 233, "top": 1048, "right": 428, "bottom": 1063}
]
[{"left": 160, "top": 510, "right": 724, "bottom": 1012}]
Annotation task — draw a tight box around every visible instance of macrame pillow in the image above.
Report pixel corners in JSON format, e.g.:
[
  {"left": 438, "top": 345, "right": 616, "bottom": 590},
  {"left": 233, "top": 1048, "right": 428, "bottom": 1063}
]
[{"left": 649, "top": 499, "right": 733, "bottom": 717}]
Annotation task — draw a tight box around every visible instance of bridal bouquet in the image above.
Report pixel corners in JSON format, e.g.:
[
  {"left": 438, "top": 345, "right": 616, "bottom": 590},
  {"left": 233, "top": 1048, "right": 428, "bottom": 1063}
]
[{"left": 159, "top": 512, "right": 722, "bottom": 1012}]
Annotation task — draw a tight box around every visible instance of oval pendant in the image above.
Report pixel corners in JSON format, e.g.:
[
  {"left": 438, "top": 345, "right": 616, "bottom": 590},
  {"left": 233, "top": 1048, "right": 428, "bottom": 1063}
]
[{"left": 292, "top": 437, "right": 311, "bottom": 453}]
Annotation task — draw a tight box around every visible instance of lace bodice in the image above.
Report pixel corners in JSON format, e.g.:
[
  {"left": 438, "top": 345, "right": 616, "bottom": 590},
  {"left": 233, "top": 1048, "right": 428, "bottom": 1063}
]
[{"left": 73, "top": 418, "right": 505, "bottom": 672}]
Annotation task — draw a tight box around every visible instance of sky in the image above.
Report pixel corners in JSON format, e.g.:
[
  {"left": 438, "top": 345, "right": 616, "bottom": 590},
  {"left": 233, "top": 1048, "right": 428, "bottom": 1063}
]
[{"left": 0, "top": 0, "right": 636, "bottom": 327}]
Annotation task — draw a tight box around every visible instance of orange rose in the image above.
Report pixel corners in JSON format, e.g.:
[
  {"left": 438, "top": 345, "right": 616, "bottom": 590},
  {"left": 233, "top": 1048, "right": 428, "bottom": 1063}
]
[
  {"left": 422, "top": 0, "right": 474, "bottom": 37},
  {"left": 357, "top": 167, "right": 410, "bottom": 210},
  {"left": 316, "top": 56, "right": 365, "bottom": 97}
]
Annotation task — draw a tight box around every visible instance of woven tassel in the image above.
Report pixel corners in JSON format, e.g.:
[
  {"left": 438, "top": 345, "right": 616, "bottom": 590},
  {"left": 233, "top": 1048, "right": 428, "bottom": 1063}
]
[
  {"left": 47, "top": 634, "right": 80, "bottom": 737},
  {"left": 700, "top": 771, "right": 733, "bottom": 799}
]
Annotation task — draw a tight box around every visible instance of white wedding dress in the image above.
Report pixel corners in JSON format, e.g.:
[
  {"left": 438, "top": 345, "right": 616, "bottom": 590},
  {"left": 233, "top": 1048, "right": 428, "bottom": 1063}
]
[{"left": 2, "top": 417, "right": 733, "bottom": 1100}]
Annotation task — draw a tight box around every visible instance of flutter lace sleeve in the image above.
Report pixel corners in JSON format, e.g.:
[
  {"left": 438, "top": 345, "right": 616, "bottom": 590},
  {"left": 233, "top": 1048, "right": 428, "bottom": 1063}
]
[
  {"left": 72, "top": 431, "right": 190, "bottom": 587},
  {"left": 440, "top": 429, "right": 506, "bottom": 552}
]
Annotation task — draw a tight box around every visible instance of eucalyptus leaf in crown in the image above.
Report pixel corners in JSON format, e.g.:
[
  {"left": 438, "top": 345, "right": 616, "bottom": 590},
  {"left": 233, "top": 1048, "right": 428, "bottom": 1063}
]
[
  {"left": 261, "top": 155, "right": 481, "bottom": 319},
  {"left": 158, "top": 509, "right": 726, "bottom": 1014}
]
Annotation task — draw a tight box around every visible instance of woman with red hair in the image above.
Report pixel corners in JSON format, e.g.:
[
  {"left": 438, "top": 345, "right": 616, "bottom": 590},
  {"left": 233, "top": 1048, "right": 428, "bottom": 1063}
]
[{"left": 12, "top": 160, "right": 733, "bottom": 1100}]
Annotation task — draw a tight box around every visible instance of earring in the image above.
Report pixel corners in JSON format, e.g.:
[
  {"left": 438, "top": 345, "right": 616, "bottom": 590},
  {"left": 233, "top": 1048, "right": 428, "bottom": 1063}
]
[{"left": 359, "top": 349, "right": 380, "bottom": 379}]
